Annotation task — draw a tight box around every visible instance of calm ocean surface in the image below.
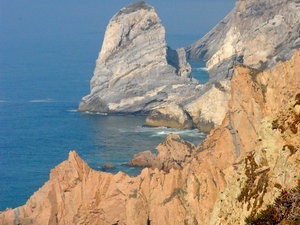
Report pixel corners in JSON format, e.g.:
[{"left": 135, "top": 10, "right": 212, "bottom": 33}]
[{"left": 0, "top": 34, "right": 209, "bottom": 210}]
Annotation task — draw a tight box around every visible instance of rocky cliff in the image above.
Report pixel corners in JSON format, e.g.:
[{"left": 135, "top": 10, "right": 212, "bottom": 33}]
[
  {"left": 78, "top": 0, "right": 300, "bottom": 131},
  {"left": 78, "top": 1, "right": 230, "bottom": 131},
  {"left": 78, "top": 1, "right": 197, "bottom": 113},
  {"left": 1, "top": 46, "right": 299, "bottom": 224},
  {"left": 187, "top": 0, "right": 300, "bottom": 80}
]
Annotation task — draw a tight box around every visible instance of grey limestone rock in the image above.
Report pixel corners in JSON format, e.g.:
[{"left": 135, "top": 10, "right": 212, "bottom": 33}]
[
  {"left": 79, "top": 1, "right": 196, "bottom": 113},
  {"left": 186, "top": 0, "right": 300, "bottom": 80},
  {"left": 78, "top": 1, "right": 235, "bottom": 131}
]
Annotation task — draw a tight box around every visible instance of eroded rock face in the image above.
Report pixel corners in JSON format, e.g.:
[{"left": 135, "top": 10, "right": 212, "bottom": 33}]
[
  {"left": 210, "top": 50, "right": 300, "bottom": 224},
  {"left": 0, "top": 0, "right": 300, "bottom": 221},
  {"left": 145, "top": 81, "right": 231, "bottom": 130},
  {"left": 187, "top": 0, "right": 300, "bottom": 80},
  {"left": 126, "top": 134, "right": 196, "bottom": 171},
  {"left": 79, "top": 1, "right": 197, "bottom": 113},
  {"left": 77, "top": 1, "right": 232, "bottom": 131},
  {"left": 1, "top": 50, "right": 300, "bottom": 225},
  {"left": 145, "top": 103, "right": 193, "bottom": 129},
  {"left": 124, "top": 150, "right": 155, "bottom": 168},
  {"left": 185, "top": 80, "right": 231, "bottom": 131}
]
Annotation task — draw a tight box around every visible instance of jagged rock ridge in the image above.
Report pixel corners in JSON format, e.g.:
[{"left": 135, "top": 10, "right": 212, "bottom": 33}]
[
  {"left": 187, "top": 0, "right": 300, "bottom": 80},
  {"left": 1, "top": 49, "right": 299, "bottom": 225}
]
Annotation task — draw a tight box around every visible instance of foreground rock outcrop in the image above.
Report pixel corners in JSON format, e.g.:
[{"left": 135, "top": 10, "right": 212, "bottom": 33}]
[
  {"left": 78, "top": 1, "right": 230, "bottom": 131},
  {"left": 2, "top": 47, "right": 299, "bottom": 224},
  {"left": 187, "top": 0, "right": 300, "bottom": 80},
  {"left": 210, "top": 49, "right": 300, "bottom": 224}
]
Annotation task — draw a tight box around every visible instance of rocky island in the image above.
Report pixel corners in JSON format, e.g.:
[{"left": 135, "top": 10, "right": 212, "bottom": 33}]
[
  {"left": 78, "top": 1, "right": 231, "bottom": 131},
  {"left": 1, "top": 0, "right": 299, "bottom": 224}
]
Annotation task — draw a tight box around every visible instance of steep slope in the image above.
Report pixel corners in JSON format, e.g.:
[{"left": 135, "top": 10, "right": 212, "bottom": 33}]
[
  {"left": 2, "top": 49, "right": 299, "bottom": 224},
  {"left": 210, "top": 50, "right": 300, "bottom": 224},
  {"left": 187, "top": 0, "right": 300, "bottom": 80}
]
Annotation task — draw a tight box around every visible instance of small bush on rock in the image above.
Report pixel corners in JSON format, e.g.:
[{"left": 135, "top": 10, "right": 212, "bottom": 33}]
[{"left": 245, "top": 181, "right": 300, "bottom": 225}]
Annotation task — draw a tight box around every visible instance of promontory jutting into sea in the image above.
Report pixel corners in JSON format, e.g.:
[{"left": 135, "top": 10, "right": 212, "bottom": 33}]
[{"left": 0, "top": 0, "right": 299, "bottom": 224}]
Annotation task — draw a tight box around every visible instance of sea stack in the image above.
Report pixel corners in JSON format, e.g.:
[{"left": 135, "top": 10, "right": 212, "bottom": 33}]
[{"left": 79, "top": 1, "right": 195, "bottom": 113}]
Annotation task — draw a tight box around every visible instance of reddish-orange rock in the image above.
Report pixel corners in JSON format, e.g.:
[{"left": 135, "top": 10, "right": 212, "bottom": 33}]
[
  {"left": 1, "top": 50, "right": 299, "bottom": 225},
  {"left": 126, "top": 134, "right": 196, "bottom": 171}
]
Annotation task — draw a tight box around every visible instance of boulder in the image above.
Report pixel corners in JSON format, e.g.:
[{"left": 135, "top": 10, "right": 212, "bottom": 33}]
[
  {"left": 125, "top": 134, "right": 196, "bottom": 172},
  {"left": 125, "top": 150, "right": 155, "bottom": 167},
  {"left": 102, "top": 163, "right": 116, "bottom": 169}
]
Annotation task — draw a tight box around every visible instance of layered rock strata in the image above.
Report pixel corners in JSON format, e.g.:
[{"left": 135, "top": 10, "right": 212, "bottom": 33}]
[
  {"left": 145, "top": 81, "right": 230, "bottom": 130},
  {"left": 187, "top": 0, "right": 300, "bottom": 80},
  {"left": 145, "top": 103, "right": 193, "bottom": 129},
  {"left": 78, "top": 1, "right": 230, "bottom": 131},
  {"left": 79, "top": 0, "right": 300, "bottom": 131},
  {"left": 79, "top": 1, "right": 197, "bottom": 113},
  {"left": 2, "top": 49, "right": 299, "bottom": 224}
]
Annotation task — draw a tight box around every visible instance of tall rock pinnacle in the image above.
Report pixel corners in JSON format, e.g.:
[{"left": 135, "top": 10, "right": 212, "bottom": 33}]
[{"left": 79, "top": 1, "right": 193, "bottom": 113}]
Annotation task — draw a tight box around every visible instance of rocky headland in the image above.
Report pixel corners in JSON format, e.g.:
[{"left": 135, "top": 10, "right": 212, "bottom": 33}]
[
  {"left": 78, "top": 1, "right": 230, "bottom": 131},
  {"left": 78, "top": 0, "right": 300, "bottom": 131},
  {"left": 1, "top": 49, "right": 299, "bottom": 225},
  {"left": 78, "top": 1, "right": 197, "bottom": 114},
  {"left": 187, "top": 0, "right": 300, "bottom": 80},
  {"left": 1, "top": 0, "right": 300, "bottom": 224}
]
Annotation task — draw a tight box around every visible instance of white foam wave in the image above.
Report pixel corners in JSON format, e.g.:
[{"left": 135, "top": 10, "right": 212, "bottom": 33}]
[
  {"left": 135, "top": 126, "right": 204, "bottom": 138},
  {"left": 194, "top": 67, "right": 208, "bottom": 71},
  {"left": 67, "top": 109, "right": 78, "bottom": 112},
  {"left": 0, "top": 100, "right": 8, "bottom": 103},
  {"left": 29, "top": 99, "right": 53, "bottom": 103},
  {"left": 82, "top": 111, "right": 108, "bottom": 115}
]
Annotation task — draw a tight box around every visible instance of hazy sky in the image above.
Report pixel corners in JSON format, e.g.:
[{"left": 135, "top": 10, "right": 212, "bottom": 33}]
[{"left": 0, "top": 0, "right": 236, "bottom": 42}]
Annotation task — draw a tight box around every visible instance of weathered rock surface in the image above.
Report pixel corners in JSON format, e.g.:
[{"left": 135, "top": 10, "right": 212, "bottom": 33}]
[
  {"left": 77, "top": 1, "right": 230, "bottom": 131},
  {"left": 145, "top": 103, "right": 193, "bottom": 129},
  {"left": 79, "top": 1, "right": 198, "bottom": 113},
  {"left": 126, "top": 134, "right": 196, "bottom": 171},
  {"left": 187, "top": 0, "right": 300, "bottom": 80},
  {"left": 210, "top": 49, "right": 300, "bottom": 224},
  {"left": 1, "top": 50, "right": 300, "bottom": 225},
  {"left": 144, "top": 80, "right": 231, "bottom": 130},
  {"left": 144, "top": 80, "right": 230, "bottom": 131},
  {"left": 184, "top": 80, "right": 231, "bottom": 131},
  {"left": 124, "top": 150, "right": 155, "bottom": 167},
  {"left": 167, "top": 47, "right": 192, "bottom": 77}
]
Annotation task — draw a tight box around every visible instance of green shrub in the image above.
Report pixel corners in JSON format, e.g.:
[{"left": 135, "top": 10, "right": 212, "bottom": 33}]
[{"left": 245, "top": 181, "right": 300, "bottom": 224}]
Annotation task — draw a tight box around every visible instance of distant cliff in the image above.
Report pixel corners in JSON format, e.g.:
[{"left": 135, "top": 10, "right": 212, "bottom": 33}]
[{"left": 187, "top": 0, "right": 300, "bottom": 80}]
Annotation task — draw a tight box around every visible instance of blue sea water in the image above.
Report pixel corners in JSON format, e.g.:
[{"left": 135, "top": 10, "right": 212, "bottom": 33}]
[{"left": 0, "top": 34, "right": 208, "bottom": 211}]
